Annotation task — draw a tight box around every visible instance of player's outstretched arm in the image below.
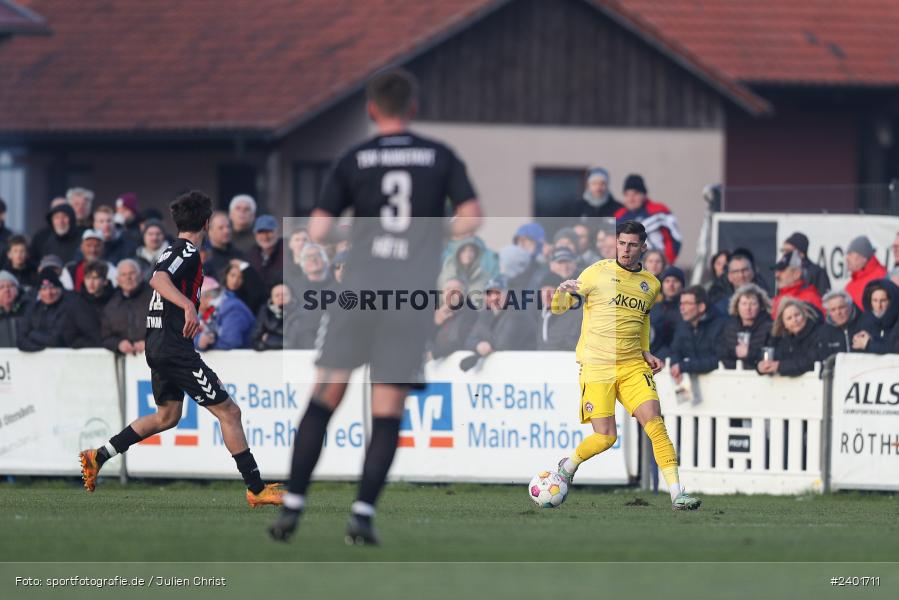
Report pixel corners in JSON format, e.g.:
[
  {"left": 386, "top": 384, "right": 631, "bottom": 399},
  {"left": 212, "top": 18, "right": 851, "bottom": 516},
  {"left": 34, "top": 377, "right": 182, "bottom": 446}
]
[{"left": 150, "top": 271, "right": 199, "bottom": 338}]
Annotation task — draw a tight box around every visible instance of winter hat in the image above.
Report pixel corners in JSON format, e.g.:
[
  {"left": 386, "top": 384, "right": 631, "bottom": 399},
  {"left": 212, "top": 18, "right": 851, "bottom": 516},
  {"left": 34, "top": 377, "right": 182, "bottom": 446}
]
[
  {"left": 847, "top": 235, "right": 875, "bottom": 259},
  {"left": 551, "top": 247, "right": 577, "bottom": 263},
  {"left": 553, "top": 227, "right": 579, "bottom": 246},
  {"left": 0, "top": 270, "right": 19, "bottom": 288},
  {"left": 499, "top": 245, "right": 531, "bottom": 279},
  {"left": 37, "top": 267, "right": 62, "bottom": 289},
  {"left": 201, "top": 277, "right": 221, "bottom": 295},
  {"left": 659, "top": 266, "right": 685, "bottom": 288},
  {"left": 784, "top": 232, "right": 809, "bottom": 255},
  {"left": 116, "top": 193, "right": 140, "bottom": 214},
  {"left": 623, "top": 174, "right": 647, "bottom": 195},
  {"left": 586, "top": 167, "right": 609, "bottom": 183},
  {"left": 513, "top": 222, "right": 546, "bottom": 245},
  {"left": 38, "top": 255, "right": 64, "bottom": 271},
  {"left": 773, "top": 251, "right": 803, "bottom": 271}
]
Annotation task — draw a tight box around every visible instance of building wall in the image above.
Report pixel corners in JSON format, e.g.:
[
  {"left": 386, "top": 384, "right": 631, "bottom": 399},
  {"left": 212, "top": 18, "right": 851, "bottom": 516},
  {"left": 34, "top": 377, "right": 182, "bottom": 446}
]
[
  {"left": 413, "top": 121, "right": 724, "bottom": 266},
  {"left": 724, "top": 106, "right": 859, "bottom": 212}
]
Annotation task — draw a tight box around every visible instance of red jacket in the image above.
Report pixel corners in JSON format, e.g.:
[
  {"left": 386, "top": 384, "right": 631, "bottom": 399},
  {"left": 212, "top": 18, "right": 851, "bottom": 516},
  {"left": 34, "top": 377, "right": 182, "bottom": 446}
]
[
  {"left": 845, "top": 256, "right": 887, "bottom": 309},
  {"left": 772, "top": 280, "right": 823, "bottom": 317}
]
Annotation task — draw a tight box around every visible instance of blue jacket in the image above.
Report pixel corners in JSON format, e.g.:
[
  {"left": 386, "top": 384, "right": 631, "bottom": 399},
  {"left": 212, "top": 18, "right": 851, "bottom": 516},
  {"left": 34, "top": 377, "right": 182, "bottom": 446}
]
[{"left": 195, "top": 291, "right": 255, "bottom": 350}]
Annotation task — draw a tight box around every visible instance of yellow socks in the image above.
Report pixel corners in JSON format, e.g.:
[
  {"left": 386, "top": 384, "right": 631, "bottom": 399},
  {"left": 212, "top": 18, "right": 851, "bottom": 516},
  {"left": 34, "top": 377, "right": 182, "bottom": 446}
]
[
  {"left": 560, "top": 433, "right": 617, "bottom": 476},
  {"left": 644, "top": 416, "right": 683, "bottom": 500}
]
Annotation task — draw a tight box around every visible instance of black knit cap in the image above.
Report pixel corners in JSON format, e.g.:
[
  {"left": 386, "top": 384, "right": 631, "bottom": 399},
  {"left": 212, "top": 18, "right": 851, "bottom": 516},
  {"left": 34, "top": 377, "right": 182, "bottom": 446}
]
[{"left": 623, "top": 174, "right": 647, "bottom": 194}]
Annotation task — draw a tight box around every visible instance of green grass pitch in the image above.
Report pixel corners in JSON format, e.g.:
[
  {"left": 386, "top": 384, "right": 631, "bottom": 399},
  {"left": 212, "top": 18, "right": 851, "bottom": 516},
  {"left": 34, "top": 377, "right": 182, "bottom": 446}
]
[
  {"left": 2, "top": 480, "right": 898, "bottom": 599},
  {"left": 2, "top": 479, "right": 898, "bottom": 562}
]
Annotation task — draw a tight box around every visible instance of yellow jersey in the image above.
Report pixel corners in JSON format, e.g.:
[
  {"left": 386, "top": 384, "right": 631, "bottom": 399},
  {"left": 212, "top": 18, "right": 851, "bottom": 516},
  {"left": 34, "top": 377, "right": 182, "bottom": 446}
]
[{"left": 552, "top": 259, "right": 660, "bottom": 366}]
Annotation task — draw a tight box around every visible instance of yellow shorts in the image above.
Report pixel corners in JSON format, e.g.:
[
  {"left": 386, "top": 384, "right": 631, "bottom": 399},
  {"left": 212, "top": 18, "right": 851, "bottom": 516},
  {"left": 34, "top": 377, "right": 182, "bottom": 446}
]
[{"left": 578, "top": 361, "right": 659, "bottom": 423}]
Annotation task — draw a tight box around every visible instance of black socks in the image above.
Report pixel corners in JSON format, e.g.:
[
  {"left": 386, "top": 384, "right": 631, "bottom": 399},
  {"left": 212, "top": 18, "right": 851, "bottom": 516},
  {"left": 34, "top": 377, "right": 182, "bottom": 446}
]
[
  {"left": 97, "top": 425, "right": 144, "bottom": 466},
  {"left": 233, "top": 449, "right": 265, "bottom": 495},
  {"left": 357, "top": 417, "right": 401, "bottom": 507},
  {"left": 287, "top": 400, "right": 333, "bottom": 496}
]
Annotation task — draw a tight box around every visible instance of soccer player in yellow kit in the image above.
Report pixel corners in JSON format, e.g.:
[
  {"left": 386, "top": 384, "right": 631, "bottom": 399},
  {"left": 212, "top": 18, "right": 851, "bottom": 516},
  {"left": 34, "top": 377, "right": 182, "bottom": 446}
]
[{"left": 553, "top": 220, "right": 700, "bottom": 510}]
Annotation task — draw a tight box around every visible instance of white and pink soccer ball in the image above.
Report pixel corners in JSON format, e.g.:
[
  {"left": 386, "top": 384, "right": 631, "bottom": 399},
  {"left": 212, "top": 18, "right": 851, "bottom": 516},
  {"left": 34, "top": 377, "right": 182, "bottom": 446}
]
[{"left": 528, "top": 470, "right": 569, "bottom": 508}]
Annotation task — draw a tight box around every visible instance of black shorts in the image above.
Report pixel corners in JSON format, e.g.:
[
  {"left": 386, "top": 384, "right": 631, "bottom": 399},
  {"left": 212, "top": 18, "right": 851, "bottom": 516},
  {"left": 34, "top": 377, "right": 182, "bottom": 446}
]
[
  {"left": 147, "top": 354, "right": 229, "bottom": 406},
  {"left": 315, "top": 308, "right": 429, "bottom": 387}
]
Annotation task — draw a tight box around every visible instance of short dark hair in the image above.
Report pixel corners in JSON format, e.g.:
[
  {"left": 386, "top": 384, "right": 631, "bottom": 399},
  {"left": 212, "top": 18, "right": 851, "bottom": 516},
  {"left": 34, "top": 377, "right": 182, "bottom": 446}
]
[
  {"left": 7, "top": 234, "right": 27, "bottom": 249},
  {"left": 83, "top": 260, "right": 109, "bottom": 280},
  {"left": 681, "top": 284, "right": 708, "bottom": 307},
  {"left": 170, "top": 190, "right": 212, "bottom": 233},
  {"left": 616, "top": 220, "right": 647, "bottom": 243},
  {"left": 366, "top": 69, "right": 418, "bottom": 117},
  {"left": 729, "top": 247, "right": 755, "bottom": 267}
]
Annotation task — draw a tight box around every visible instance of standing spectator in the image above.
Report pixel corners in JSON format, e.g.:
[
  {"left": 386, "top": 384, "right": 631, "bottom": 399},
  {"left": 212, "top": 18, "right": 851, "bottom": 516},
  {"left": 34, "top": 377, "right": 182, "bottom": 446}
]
[
  {"left": 221, "top": 260, "right": 266, "bottom": 315},
  {"left": 101, "top": 259, "right": 152, "bottom": 355},
  {"left": 548, "top": 247, "right": 578, "bottom": 281},
  {"left": 134, "top": 219, "right": 169, "bottom": 279},
  {"left": 229, "top": 194, "right": 257, "bottom": 254},
  {"left": 204, "top": 211, "right": 244, "bottom": 279},
  {"left": 890, "top": 232, "right": 899, "bottom": 285},
  {"left": 643, "top": 249, "right": 667, "bottom": 279},
  {"left": 757, "top": 298, "right": 831, "bottom": 376},
  {"left": 437, "top": 236, "right": 498, "bottom": 293},
  {"left": 67, "top": 187, "right": 95, "bottom": 229},
  {"left": 614, "top": 174, "right": 682, "bottom": 264},
  {"left": 284, "top": 228, "right": 309, "bottom": 289},
  {"left": 716, "top": 283, "right": 773, "bottom": 370},
  {"left": 288, "top": 243, "right": 334, "bottom": 348},
  {"left": 195, "top": 277, "right": 255, "bottom": 351},
  {"left": 464, "top": 276, "right": 535, "bottom": 365},
  {"left": 64, "top": 261, "right": 110, "bottom": 348},
  {"left": 2, "top": 235, "right": 38, "bottom": 292},
  {"left": 706, "top": 250, "right": 730, "bottom": 300},
  {"left": 844, "top": 235, "right": 887, "bottom": 309},
  {"left": 37, "top": 254, "right": 73, "bottom": 290},
  {"left": 851, "top": 279, "right": 899, "bottom": 354},
  {"left": 429, "top": 276, "right": 478, "bottom": 359},
  {"left": 669, "top": 285, "right": 724, "bottom": 382},
  {"left": 650, "top": 266, "right": 684, "bottom": 359},
  {"left": 31, "top": 204, "right": 81, "bottom": 263},
  {"left": 0, "top": 271, "right": 26, "bottom": 347},
  {"left": 575, "top": 167, "right": 622, "bottom": 219},
  {"left": 572, "top": 222, "right": 600, "bottom": 266},
  {"left": 0, "top": 198, "right": 13, "bottom": 255},
  {"left": 771, "top": 251, "right": 823, "bottom": 317},
  {"left": 781, "top": 231, "right": 830, "bottom": 296},
  {"left": 511, "top": 222, "right": 546, "bottom": 284},
  {"left": 247, "top": 214, "right": 284, "bottom": 293},
  {"left": 94, "top": 205, "right": 137, "bottom": 265},
  {"left": 498, "top": 244, "right": 533, "bottom": 290},
  {"left": 821, "top": 289, "right": 863, "bottom": 353},
  {"left": 710, "top": 249, "right": 770, "bottom": 314},
  {"left": 65, "top": 229, "right": 116, "bottom": 292},
  {"left": 536, "top": 272, "right": 579, "bottom": 351},
  {"left": 17, "top": 268, "right": 74, "bottom": 351},
  {"left": 595, "top": 228, "right": 616, "bottom": 260},
  {"left": 115, "top": 192, "right": 143, "bottom": 244},
  {"left": 252, "top": 284, "right": 297, "bottom": 351}
]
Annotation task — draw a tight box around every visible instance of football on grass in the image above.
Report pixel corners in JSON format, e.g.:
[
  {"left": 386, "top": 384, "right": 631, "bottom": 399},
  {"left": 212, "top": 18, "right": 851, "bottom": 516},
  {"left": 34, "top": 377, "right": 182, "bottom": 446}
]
[{"left": 528, "top": 470, "right": 568, "bottom": 508}]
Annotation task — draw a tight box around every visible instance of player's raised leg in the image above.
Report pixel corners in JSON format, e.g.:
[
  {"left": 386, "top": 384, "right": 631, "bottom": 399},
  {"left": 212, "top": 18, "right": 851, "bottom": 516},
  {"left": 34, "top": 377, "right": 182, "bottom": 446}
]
[
  {"left": 203, "top": 397, "right": 283, "bottom": 507},
  {"left": 633, "top": 400, "right": 701, "bottom": 510},
  {"left": 269, "top": 372, "right": 349, "bottom": 541},
  {"left": 79, "top": 397, "right": 182, "bottom": 492},
  {"left": 345, "top": 382, "right": 406, "bottom": 546}
]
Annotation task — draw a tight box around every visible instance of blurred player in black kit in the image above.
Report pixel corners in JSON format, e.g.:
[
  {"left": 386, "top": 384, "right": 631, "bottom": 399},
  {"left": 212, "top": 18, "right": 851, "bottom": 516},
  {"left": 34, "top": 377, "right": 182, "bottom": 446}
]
[
  {"left": 269, "top": 69, "right": 483, "bottom": 545},
  {"left": 79, "top": 190, "right": 284, "bottom": 508}
]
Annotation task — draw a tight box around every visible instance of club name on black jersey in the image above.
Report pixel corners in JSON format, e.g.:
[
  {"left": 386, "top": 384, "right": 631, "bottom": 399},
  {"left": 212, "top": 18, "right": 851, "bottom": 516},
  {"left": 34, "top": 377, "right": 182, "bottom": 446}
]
[{"left": 317, "top": 132, "right": 476, "bottom": 285}]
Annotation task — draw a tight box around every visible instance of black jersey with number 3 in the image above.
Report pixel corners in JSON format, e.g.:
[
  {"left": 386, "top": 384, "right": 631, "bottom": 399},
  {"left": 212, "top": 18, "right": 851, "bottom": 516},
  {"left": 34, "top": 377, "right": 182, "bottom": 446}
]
[
  {"left": 145, "top": 238, "right": 203, "bottom": 359},
  {"left": 317, "top": 132, "right": 476, "bottom": 289}
]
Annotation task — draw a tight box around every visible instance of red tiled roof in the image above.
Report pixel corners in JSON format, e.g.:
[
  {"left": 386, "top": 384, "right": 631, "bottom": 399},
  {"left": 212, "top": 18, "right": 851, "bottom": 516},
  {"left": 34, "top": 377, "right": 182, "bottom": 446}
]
[
  {"left": 613, "top": 0, "right": 899, "bottom": 86},
  {"left": 2, "top": 1, "right": 898, "bottom": 136},
  {"left": 0, "top": 0, "right": 499, "bottom": 135}
]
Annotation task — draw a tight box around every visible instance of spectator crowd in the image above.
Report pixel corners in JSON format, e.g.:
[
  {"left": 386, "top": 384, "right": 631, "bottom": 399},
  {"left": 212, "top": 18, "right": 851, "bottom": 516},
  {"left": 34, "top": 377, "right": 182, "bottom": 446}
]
[{"left": 2, "top": 169, "right": 899, "bottom": 382}]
